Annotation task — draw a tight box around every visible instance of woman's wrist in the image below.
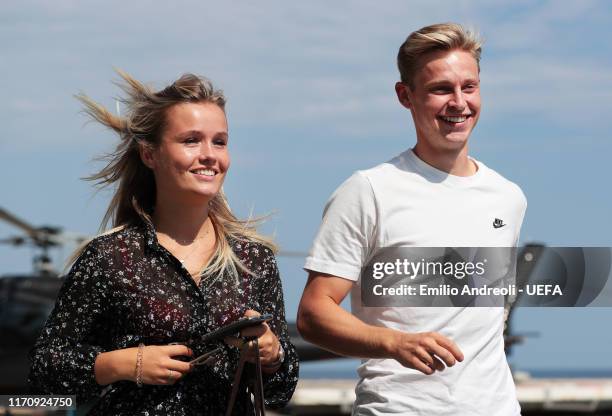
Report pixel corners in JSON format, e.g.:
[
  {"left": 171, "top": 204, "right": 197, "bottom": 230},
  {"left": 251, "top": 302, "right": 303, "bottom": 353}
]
[
  {"left": 262, "top": 342, "right": 284, "bottom": 370},
  {"left": 94, "top": 347, "right": 139, "bottom": 385},
  {"left": 135, "top": 343, "right": 145, "bottom": 387},
  {"left": 119, "top": 347, "right": 138, "bottom": 383}
]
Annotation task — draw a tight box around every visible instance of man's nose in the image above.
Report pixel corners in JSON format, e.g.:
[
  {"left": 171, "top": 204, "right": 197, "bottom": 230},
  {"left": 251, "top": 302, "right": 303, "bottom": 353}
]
[{"left": 448, "top": 89, "right": 466, "bottom": 111}]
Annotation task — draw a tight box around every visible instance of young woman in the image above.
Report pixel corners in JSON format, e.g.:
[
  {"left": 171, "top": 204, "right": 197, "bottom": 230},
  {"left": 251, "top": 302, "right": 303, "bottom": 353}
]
[{"left": 28, "top": 71, "right": 298, "bottom": 415}]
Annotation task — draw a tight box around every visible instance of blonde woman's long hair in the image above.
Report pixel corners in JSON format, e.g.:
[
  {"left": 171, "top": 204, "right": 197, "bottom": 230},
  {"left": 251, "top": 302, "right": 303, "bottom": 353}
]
[{"left": 71, "top": 70, "right": 276, "bottom": 278}]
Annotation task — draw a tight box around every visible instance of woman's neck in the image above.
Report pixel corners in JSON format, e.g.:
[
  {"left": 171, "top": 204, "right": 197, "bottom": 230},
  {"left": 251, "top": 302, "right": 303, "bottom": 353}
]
[{"left": 152, "top": 198, "right": 212, "bottom": 243}]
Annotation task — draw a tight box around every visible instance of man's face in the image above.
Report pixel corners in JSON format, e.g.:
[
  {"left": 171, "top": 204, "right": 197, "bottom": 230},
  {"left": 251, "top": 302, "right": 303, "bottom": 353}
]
[{"left": 396, "top": 49, "right": 481, "bottom": 151}]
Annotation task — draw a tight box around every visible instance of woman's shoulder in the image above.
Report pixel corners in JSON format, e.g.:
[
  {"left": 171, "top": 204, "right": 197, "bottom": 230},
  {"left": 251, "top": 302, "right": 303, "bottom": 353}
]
[
  {"left": 232, "top": 239, "right": 275, "bottom": 259},
  {"left": 81, "top": 223, "right": 148, "bottom": 254},
  {"left": 231, "top": 239, "right": 278, "bottom": 276},
  {"left": 67, "top": 224, "right": 149, "bottom": 278}
]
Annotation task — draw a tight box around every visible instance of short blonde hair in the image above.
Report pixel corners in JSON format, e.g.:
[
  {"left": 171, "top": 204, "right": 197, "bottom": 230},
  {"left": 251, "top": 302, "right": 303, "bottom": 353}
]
[{"left": 397, "top": 23, "right": 483, "bottom": 88}]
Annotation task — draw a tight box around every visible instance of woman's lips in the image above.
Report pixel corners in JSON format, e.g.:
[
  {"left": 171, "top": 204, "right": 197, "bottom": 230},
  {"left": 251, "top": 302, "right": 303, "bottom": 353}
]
[{"left": 190, "top": 168, "right": 217, "bottom": 181}]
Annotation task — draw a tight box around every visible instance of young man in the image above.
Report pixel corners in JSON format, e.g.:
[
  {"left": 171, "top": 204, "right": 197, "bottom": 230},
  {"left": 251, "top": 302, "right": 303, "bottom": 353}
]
[{"left": 298, "top": 23, "right": 527, "bottom": 415}]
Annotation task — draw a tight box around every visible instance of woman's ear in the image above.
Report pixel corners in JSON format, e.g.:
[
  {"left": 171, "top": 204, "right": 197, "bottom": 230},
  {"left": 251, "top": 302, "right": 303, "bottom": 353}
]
[{"left": 139, "top": 143, "right": 156, "bottom": 170}]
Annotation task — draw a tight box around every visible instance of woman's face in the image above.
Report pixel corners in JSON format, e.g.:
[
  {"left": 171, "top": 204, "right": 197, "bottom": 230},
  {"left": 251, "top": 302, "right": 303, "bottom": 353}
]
[{"left": 142, "top": 102, "right": 230, "bottom": 204}]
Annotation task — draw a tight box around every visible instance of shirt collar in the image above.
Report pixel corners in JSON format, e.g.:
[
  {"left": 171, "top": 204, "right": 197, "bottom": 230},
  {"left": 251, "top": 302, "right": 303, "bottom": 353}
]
[{"left": 135, "top": 212, "right": 161, "bottom": 255}]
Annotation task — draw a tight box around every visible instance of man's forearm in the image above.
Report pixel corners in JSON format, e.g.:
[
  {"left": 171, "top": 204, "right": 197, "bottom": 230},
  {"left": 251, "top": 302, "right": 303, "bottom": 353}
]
[
  {"left": 297, "top": 294, "right": 398, "bottom": 359},
  {"left": 298, "top": 274, "right": 463, "bottom": 374}
]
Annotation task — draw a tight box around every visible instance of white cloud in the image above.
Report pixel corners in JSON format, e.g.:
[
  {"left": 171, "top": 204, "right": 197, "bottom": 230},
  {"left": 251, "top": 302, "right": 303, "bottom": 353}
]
[
  {"left": 482, "top": 54, "right": 612, "bottom": 127},
  {"left": 1, "top": 0, "right": 611, "bottom": 150}
]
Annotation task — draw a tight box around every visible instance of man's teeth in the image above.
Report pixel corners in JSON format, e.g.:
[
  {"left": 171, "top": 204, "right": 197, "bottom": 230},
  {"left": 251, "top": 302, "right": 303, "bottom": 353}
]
[
  {"left": 441, "top": 115, "right": 468, "bottom": 123},
  {"left": 193, "top": 169, "right": 215, "bottom": 176}
]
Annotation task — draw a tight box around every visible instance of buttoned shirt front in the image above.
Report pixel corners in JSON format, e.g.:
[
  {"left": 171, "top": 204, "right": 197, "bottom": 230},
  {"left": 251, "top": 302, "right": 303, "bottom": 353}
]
[{"left": 28, "top": 218, "right": 299, "bottom": 415}]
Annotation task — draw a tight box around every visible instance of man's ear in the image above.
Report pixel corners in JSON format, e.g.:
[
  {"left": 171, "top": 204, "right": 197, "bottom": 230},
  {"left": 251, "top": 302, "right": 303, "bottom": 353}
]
[
  {"left": 395, "top": 82, "right": 412, "bottom": 110},
  {"left": 139, "top": 144, "right": 156, "bottom": 170}
]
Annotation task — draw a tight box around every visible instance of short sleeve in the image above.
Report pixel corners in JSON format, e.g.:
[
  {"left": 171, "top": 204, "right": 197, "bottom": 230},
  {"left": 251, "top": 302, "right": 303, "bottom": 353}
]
[
  {"left": 28, "top": 241, "right": 111, "bottom": 402},
  {"left": 304, "top": 171, "right": 377, "bottom": 281},
  {"left": 513, "top": 188, "right": 527, "bottom": 246}
]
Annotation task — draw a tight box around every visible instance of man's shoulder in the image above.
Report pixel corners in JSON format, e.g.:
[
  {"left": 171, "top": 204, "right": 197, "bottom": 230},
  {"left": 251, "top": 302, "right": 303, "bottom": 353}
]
[
  {"left": 328, "top": 151, "right": 412, "bottom": 205},
  {"left": 477, "top": 160, "right": 527, "bottom": 206},
  {"left": 360, "top": 149, "right": 415, "bottom": 176},
  {"left": 341, "top": 149, "right": 416, "bottom": 189}
]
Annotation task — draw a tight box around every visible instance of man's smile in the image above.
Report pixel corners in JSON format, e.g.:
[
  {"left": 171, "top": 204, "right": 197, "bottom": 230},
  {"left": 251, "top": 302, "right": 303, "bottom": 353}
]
[{"left": 438, "top": 114, "right": 472, "bottom": 124}]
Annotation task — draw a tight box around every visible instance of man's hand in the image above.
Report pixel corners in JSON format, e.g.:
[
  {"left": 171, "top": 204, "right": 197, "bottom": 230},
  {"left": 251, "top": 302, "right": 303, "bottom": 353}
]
[{"left": 391, "top": 331, "right": 464, "bottom": 375}]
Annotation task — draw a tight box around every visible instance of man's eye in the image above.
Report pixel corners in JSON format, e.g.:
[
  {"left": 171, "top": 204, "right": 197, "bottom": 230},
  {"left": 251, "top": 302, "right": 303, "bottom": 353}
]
[
  {"left": 214, "top": 139, "right": 227, "bottom": 146},
  {"left": 463, "top": 85, "right": 477, "bottom": 92},
  {"left": 184, "top": 137, "right": 198, "bottom": 143}
]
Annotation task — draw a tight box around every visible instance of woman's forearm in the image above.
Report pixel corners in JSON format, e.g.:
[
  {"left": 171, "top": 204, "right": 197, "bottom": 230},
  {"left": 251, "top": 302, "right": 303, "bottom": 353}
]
[{"left": 94, "top": 347, "right": 137, "bottom": 385}]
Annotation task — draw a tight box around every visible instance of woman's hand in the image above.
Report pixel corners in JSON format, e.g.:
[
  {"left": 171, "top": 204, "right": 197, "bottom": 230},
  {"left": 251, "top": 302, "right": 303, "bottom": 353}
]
[
  {"left": 224, "top": 310, "right": 282, "bottom": 373},
  {"left": 138, "top": 344, "right": 194, "bottom": 385},
  {"left": 94, "top": 344, "right": 193, "bottom": 386}
]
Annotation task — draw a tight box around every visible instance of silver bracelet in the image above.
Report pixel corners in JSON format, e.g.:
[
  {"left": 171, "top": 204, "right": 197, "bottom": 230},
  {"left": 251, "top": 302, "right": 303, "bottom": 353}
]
[{"left": 135, "top": 343, "right": 145, "bottom": 387}]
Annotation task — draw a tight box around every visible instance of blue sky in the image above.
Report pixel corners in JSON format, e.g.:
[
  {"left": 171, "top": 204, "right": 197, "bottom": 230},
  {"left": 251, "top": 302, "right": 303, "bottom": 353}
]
[{"left": 2, "top": 0, "right": 612, "bottom": 373}]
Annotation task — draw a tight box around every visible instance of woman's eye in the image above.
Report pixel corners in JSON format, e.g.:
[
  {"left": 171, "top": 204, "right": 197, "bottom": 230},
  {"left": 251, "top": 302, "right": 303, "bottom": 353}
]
[
  {"left": 213, "top": 136, "right": 228, "bottom": 146},
  {"left": 184, "top": 137, "right": 198, "bottom": 144}
]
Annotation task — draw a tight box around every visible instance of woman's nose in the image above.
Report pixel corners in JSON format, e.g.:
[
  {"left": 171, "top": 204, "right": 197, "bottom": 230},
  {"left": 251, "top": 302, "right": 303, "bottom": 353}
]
[{"left": 198, "top": 142, "right": 216, "bottom": 162}]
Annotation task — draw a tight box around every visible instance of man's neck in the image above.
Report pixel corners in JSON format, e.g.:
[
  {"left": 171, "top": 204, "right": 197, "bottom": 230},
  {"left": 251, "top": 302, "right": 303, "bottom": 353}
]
[{"left": 413, "top": 142, "right": 477, "bottom": 177}]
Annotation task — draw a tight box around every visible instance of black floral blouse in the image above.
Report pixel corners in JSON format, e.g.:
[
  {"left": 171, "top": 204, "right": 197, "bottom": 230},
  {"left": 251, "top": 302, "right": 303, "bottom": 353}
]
[{"left": 28, "top": 218, "right": 299, "bottom": 415}]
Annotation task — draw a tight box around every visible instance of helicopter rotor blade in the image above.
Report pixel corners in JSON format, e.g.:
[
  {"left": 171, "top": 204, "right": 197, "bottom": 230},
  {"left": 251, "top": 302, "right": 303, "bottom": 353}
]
[
  {"left": 47, "top": 231, "right": 89, "bottom": 246},
  {"left": 0, "top": 207, "right": 40, "bottom": 239},
  {"left": 0, "top": 236, "right": 28, "bottom": 246}
]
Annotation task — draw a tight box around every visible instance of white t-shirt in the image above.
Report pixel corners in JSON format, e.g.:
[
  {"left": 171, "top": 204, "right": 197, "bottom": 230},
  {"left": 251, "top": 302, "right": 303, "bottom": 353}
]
[{"left": 304, "top": 149, "right": 527, "bottom": 416}]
